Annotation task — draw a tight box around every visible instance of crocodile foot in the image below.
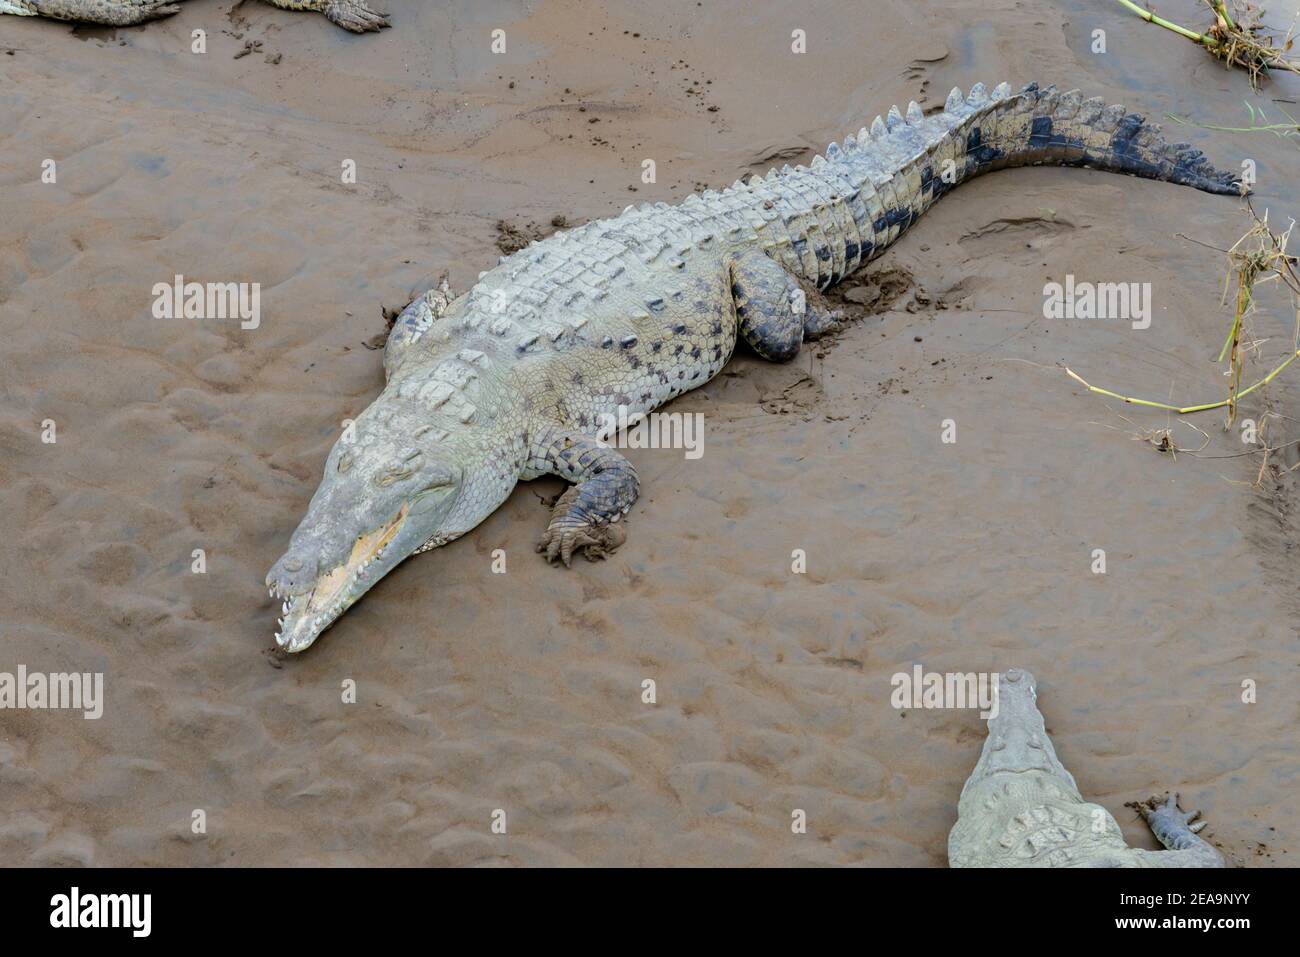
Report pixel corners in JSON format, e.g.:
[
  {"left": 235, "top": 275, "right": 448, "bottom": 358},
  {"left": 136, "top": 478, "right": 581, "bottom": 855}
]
[
  {"left": 802, "top": 300, "right": 846, "bottom": 340},
  {"left": 1132, "top": 791, "right": 1210, "bottom": 844},
  {"left": 533, "top": 512, "right": 624, "bottom": 564},
  {"left": 323, "top": 0, "right": 389, "bottom": 32}
]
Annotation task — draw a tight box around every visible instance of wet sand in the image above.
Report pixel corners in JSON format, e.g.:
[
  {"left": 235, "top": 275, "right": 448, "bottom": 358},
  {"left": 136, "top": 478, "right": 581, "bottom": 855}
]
[{"left": 1, "top": 0, "right": 1298, "bottom": 865}]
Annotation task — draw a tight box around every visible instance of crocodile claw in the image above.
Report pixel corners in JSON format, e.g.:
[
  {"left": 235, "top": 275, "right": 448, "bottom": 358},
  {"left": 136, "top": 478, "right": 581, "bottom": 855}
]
[{"left": 537, "top": 520, "right": 627, "bottom": 567}]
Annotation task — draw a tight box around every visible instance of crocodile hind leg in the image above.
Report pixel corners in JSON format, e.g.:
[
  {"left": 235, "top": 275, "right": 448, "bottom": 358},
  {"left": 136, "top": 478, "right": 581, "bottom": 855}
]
[
  {"left": 264, "top": 0, "right": 388, "bottom": 32},
  {"left": 529, "top": 429, "right": 639, "bottom": 567},
  {"left": 729, "top": 250, "right": 841, "bottom": 360},
  {"left": 15, "top": 0, "right": 182, "bottom": 24}
]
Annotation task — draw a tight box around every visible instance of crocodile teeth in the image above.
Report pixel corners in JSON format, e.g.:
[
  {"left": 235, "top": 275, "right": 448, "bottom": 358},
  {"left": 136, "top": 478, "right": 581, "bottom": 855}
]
[
  {"left": 906, "top": 101, "right": 923, "bottom": 123},
  {"left": 277, "top": 618, "right": 284, "bottom": 628},
  {"left": 945, "top": 86, "right": 964, "bottom": 112},
  {"left": 282, "top": 600, "right": 290, "bottom": 614}
]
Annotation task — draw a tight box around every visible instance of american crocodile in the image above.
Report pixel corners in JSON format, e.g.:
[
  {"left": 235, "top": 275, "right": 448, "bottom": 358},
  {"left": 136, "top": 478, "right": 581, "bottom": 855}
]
[
  {"left": 1, "top": 0, "right": 388, "bottom": 32},
  {"left": 949, "top": 669, "right": 1225, "bottom": 867},
  {"left": 265, "top": 80, "right": 1243, "bottom": 652}
]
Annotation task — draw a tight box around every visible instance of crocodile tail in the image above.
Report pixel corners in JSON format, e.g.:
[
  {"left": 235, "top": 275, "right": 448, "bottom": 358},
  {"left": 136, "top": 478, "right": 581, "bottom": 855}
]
[
  {"left": 791, "top": 82, "right": 1243, "bottom": 289},
  {"left": 941, "top": 81, "right": 1245, "bottom": 196}
]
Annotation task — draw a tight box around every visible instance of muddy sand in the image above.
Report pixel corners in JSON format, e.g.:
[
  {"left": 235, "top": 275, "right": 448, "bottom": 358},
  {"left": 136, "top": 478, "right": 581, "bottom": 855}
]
[{"left": 1, "top": 0, "right": 1298, "bottom": 866}]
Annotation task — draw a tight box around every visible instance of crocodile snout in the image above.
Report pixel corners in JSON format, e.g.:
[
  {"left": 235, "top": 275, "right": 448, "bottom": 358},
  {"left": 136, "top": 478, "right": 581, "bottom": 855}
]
[{"left": 266, "top": 551, "right": 319, "bottom": 596}]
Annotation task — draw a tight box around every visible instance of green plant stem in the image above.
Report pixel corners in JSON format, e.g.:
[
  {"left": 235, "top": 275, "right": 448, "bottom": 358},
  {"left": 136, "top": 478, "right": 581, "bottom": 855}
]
[
  {"left": 1067, "top": 352, "right": 1300, "bottom": 414},
  {"left": 1209, "top": 1, "right": 1238, "bottom": 32},
  {"left": 1112, "top": 0, "right": 1221, "bottom": 46}
]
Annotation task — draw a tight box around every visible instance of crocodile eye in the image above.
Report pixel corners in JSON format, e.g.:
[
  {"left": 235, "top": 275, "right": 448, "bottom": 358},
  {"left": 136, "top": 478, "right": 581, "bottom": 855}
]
[
  {"left": 337, "top": 451, "right": 355, "bottom": 473},
  {"left": 374, "top": 449, "right": 426, "bottom": 487},
  {"left": 423, "top": 467, "right": 455, "bottom": 489}
]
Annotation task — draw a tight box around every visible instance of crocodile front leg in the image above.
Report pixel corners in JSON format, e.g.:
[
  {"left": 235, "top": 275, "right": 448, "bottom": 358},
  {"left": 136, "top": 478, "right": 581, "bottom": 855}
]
[
  {"left": 1129, "top": 792, "right": 1225, "bottom": 868},
  {"left": 729, "top": 249, "right": 842, "bottom": 360},
  {"left": 384, "top": 275, "right": 454, "bottom": 378},
  {"left": 528, "top": 429, "right": 639, "bottom": 567}
]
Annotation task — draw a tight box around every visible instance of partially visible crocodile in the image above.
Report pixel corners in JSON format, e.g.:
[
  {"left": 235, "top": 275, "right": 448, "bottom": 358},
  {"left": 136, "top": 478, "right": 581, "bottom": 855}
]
[
  {"left": 1, "top": 0, "right": 388, "bottom": 32},
  {"left": 266, "top": 80, "right": 1243, "bottom": 652},
  {"left": 949, "top": 669, "right": 1225, "bottom": 867}
]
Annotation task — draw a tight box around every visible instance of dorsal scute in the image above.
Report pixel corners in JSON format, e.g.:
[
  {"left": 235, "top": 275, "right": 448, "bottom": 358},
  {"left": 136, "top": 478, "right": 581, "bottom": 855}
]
[
  {"left": 1077, "top": 96, "right": 1106, "bottom": 124},
  {"left": 1034, "top": 88, "right": 1061, "bottom": 116},
  {"left": 1055, "top": 89, "right": 1082, "bottom": 118}
]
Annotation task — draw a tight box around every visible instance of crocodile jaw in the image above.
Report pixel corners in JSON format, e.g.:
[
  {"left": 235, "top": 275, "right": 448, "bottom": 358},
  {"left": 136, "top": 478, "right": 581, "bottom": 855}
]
[{"left": 271, "top": 504, "right": 410, "bottom": 653}]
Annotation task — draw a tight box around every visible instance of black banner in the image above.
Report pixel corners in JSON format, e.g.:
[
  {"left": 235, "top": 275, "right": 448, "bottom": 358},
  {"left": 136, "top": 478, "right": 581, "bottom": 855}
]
[{"left": 0, "top": 866, "right": 1277, "bottom": 941}]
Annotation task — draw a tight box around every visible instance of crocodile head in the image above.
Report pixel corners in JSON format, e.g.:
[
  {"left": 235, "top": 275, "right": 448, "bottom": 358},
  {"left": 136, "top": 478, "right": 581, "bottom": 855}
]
[
  {"left": 960, "top": 668, "right": 1081, "bottom": 796},
  {"left": 265, "top": 404, "right": 465, "bottom": 653}
]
